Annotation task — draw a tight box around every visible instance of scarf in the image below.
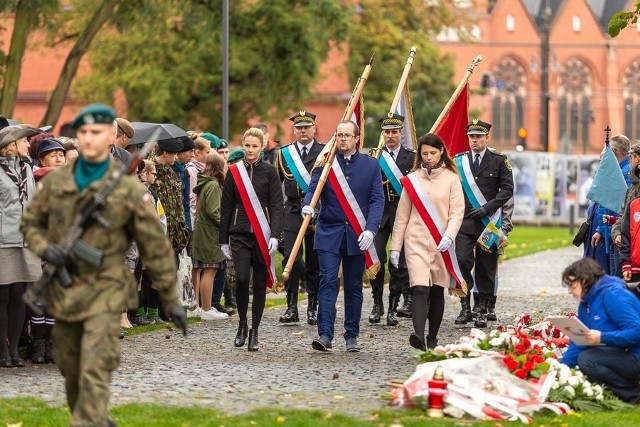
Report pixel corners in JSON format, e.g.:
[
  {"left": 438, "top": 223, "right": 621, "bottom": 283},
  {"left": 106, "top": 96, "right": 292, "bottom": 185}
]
[
  {"left": 74, "top": 156, "right": 110, "bottom": 192},
  {"left": 0, "top": 156, "right": 29, "bottom": 205},
  {"left": 421, "top": 159, "right": 444, "bottom": 174}
]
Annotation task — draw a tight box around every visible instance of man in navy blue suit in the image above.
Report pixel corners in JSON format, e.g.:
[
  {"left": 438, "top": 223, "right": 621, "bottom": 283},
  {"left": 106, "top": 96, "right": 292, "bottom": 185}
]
[{"left": 303, "top": 120, "right": 384, "bottom": 352}]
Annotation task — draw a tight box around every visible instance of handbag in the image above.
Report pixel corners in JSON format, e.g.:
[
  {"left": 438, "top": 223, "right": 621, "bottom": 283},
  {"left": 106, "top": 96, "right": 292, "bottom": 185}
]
[
  {"left": 176, "top": 249, "right": 195, "bottom": 307},
  {"left": 572, "top": 220, "right": 590, "bottom": 247}
]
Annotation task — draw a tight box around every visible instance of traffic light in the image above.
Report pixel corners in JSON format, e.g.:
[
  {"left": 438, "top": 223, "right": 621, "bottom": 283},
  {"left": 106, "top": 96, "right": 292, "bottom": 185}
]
[{"left": 516, "top": 127, "right": 527, "bottom": 151}]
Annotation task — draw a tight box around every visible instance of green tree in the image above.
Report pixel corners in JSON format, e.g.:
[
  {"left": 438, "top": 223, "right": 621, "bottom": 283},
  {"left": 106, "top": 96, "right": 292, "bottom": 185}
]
[
  {"left": 608, "top": 1, "right": 640, "bottom": 37},
  {"left": 347, "top": 0, "right": 464, "bottom": 148},
  {"left": 74, "top": 0, "right": 350, "bottom": 135}
]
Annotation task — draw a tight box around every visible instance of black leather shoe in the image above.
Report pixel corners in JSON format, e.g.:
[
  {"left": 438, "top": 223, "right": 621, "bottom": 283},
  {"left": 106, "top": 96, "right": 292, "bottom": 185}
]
[
  {"left": 387, "top": 295, "right": 399, "bottom": 326},
  {"left": 473, "top": 299, "right": 488, "bottom": 328},
  {"left": 0, "top": 358, "right": 12, "bottom": 368},
  {"left": 247, "top": 329, "right": 259, "bottom": 351},
  {"left": 279, "top": 306, "right": 299, "bottom": 323},
  {"left": 486, "top": 297, "right": 497, "bottom": 321},
  {"left": 234, "top": 320, "right": 248, "bottom": 347},
  {"left": 409, "top": 333, "right": 426, "bottom": 351},
  {"left": 368, "top": 304, "right": 383, "bottom": 323},
  {"left": 32, "top": 339, "right": 46, "bottom": 364},
  {"left": 345, "top": 337, "right": 360, "bottom": 352},
  {"left": 307, "top": 294, "right": 317, "bottom": 325},
  {"left": 426, "top": 337, "right": 438, "bottom": 349},
  {"left": 11, "top": 356, "right": 25, "bottom": 367},
  {"left": 312, "top": 335, "right": 332, "bottom": 351}
]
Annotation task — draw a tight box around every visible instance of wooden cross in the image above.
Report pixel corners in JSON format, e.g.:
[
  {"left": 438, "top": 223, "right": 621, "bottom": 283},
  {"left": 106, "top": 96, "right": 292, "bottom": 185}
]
[{"left": 605, "top": 125, "right": 611, "bottom": 144}]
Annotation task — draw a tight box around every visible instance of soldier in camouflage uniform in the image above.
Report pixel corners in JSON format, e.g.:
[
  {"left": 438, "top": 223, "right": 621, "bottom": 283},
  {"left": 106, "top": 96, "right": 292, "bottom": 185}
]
[{"left": 21, "top": 104, "right": 186, "bottom": 427}]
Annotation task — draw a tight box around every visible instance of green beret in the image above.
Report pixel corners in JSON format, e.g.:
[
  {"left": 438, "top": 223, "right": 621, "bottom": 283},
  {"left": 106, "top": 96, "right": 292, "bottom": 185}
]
[
  {"left": 219, "top": 139, "right": 228, "bottom": 149},
  {"left": 71, "top": 104, "right": 116, "bottom": 129},
  {"left": 227, "top": 148, "right": 245, "bottom": 164},
  {"left": 200, "top": 132, "right": 222, "bottom": 149}
]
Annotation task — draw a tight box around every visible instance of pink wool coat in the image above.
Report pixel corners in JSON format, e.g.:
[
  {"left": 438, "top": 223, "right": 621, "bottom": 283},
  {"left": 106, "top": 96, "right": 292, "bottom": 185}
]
[{"left": 390, "top": 166, "right": 465, "bottom": 288}]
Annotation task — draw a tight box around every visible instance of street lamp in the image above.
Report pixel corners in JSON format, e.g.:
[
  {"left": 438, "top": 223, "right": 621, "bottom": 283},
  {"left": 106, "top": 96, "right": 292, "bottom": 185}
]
[{"left": 540, "top": 1, "right": 551, "bottom": 152}]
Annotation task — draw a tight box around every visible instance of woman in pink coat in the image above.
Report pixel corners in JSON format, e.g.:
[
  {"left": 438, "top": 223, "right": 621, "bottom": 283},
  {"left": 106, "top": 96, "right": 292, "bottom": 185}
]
[{"left": 390, "top": 133, "right": 465, "bottom": 350}]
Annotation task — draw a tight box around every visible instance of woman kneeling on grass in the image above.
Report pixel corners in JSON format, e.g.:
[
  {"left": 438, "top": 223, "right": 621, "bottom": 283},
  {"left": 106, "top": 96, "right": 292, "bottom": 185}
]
[{"left": 560, "top": 258, "right": 640, "bottom": 404}]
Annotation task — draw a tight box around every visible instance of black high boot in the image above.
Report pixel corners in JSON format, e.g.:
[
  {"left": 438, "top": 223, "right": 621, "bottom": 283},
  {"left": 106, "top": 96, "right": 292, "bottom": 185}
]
[
  {"left": 307, "top": 294, "right": 317, "bottom": 325},
  {"left": 387, "top": 295, "right": 399, "bottom": 326},
  {"left": 279, "top": 291, "right": 299, "bottom": 323},
  {"left": 234, "top": 319, "right": 248, "bottom": 347},
  {"left": 45, "top": 339, "right": 54, "bottom": 363},
  {"left": 474, "top": 298, "right": 488, "bottom": 328},
  {"left": 454, "top": 297, "right": 473, "bottom": 324},
  {"left": 248, "top": 329, "right": 259, "bottom": 351},
  {"left": 368, "top": 298, "right": 384, "bottom": 323},
  {"left": 471, "top": 292, "right": 480, "bottom": 319},
  {"left": 31, "top": 339, "right": 46, "bottom": 364},
  {"left": 487, "top": 296, "right": 497, "bottom": 321},
  {"left": 396, "top": 294, "right": 412, "bottom": 318}
]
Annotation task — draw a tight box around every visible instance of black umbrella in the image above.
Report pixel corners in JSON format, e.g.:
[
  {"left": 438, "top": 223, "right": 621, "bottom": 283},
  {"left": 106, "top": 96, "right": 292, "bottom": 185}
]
[{"left": 130, "top": 122, "right": 188, "bottom": 145}]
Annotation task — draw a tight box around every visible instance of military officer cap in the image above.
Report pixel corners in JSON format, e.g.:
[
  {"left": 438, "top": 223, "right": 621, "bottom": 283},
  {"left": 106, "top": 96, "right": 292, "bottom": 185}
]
[
  {"left": 71, "top": 104, "right": 117, "bottom": 129},
  {"left": 289, "top": 111, "right": 316, "bottom": 127},
  {"left": 200, "top": 132, "right": 222, "bottom": 149},
  {"left": 0, "top": 125, "right": 40, "bottom": 149},
  {"left": 157, "top": 138, "right": 184, "bottom": 153},
  {"left": 227, "top": 148, "right": 245, "bottom": 164},
  {"left": 379, "top": 112, "right": 404, "bottom": 130},
  {"left": 179, "top": 136, "right": 196, "bottom": 152},
  {"left": 36, "top": 138, "right": 67, "bottom": 159},
  {"left": 466, "top": 119, "right": 492, "bottom": 135},
  {"left": 115, "top": 118, "right": 135, "bottom": 138}
]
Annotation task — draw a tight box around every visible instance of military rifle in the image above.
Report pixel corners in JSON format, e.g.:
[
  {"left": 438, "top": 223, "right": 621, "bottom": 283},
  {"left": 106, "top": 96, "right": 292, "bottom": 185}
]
[{"left": 23, "top": 130, "right": 161, "bottom": 316}]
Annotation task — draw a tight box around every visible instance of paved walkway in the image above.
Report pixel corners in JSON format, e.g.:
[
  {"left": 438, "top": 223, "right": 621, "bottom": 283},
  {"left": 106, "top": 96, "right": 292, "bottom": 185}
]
[{"left": 0, "top": 246, "right": 584, "bottom": 415}]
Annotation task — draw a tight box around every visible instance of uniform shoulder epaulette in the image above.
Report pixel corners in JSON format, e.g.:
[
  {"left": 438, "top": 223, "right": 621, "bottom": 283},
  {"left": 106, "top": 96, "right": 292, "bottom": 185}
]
[
  {"left": 403, "top": 146, "right": 414, "bottom": 153},
  {"left": 488, "top": 147, "right": 505, "bottom": 157}
]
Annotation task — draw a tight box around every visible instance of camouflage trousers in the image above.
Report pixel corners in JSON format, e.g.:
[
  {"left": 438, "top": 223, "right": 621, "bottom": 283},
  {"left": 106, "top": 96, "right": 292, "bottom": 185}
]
[{"left": 52, "top": 312, "right": 121, "bottom": 427}]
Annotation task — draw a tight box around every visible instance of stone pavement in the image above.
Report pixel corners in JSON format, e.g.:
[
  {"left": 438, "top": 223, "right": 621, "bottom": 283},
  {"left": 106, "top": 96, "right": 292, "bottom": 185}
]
[{"left": 0, "top": 246, "right": 583, "bottom": 415}]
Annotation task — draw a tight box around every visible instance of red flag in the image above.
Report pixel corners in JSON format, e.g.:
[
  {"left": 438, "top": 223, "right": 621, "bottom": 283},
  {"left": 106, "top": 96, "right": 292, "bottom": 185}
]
[{"left": 433, "top": 83, "right": 469, "bottom": 156}]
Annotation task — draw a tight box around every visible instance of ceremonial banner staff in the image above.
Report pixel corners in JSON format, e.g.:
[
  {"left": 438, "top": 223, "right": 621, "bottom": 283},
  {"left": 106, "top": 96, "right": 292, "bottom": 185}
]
[
  {"left": 281, "top": 54, "right": 375, "bottom": 282},
  {"left": 373, "top": 46, "right": 417, "bottom": 159}
]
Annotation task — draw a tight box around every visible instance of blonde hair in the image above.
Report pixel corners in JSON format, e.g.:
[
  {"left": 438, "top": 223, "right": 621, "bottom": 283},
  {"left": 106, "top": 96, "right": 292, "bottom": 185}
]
[
  {"left": 0, "top": 142, "right": 18, "bottom": 157},
  {"left": 142, "top": 159, "right": 156, "bottom": 174},
  {"left": 243, "top": 127, "right": 265, "bottom": 146},
  {"left": 187, "top": 130, "right": 210, "bottom": 152}
]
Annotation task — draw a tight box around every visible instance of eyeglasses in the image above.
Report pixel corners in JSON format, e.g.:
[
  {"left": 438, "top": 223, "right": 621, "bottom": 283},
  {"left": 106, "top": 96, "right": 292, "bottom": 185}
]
[{"left": 336, "top": 133, "right": 355, "bottom": 139}]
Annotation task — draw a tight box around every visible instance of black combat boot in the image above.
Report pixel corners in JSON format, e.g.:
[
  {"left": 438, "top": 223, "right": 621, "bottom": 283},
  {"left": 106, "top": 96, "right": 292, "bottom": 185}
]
[
  {"left": 487, "top": 296, "right": 497, "bottom": 321},
  {"left": 45, "top": 339, "right": 54, "bottom": 363},
  {"left": 368, "top": 299, "right": 384, "bottom": 324},
  {"left": 31, "top": 339, "right": 46, "bottom": 364},
  {"left": 387, "top": 295, "right": 399, "bottom": 326},
  {"left": 307, "top": 294, "right": 317, "bottom": 325},
  {"left": 396, "top": 294, "right": 412, "bottom": 318},
  {"left": 234, "top": 319, "right": 248, "bottom": 347},
  {"left": 279, "top": 292, "right": 299, "bottom": 323},
  {"left": 248, "top": 329, "right": 259, "bottom": 351},
  {"left": 471, "top": 292, "right": 480, "bottom": 319},
  {"left": 454, "top": 297, "right": 473, "bottom": 324},
  {"left": 473, "top": 298, "right": 488, "bottom": 328}
]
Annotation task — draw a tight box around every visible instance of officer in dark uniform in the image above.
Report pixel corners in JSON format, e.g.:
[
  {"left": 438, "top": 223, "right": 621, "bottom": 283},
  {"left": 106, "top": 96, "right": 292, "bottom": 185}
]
[
  {"left": 454, "top": 119, "right": 514, "bottom": 328},
  {"left": 368, "top": 113, "right": 414, "bottom": 325},
  {"left": 274, "top": 111, "right": 324, "bottom": 324}
]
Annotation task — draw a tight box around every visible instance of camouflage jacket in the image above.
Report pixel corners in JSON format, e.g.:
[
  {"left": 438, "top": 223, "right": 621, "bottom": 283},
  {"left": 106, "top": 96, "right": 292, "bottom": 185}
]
[
  {"left": 20, "top": 158, "right": 179, "bottom": 322},
  {"left": 151, "top": 161, "right": 189, "bottom": 252}
]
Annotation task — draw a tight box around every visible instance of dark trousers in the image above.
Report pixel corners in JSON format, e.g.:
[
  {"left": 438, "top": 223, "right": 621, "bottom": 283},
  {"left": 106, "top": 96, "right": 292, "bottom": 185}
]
[
  {"left": 282, "top": 229, "right": 319, "bottom": 297},
  {"left": 231, "top": 235, "right": 267, "bottom": 330},
  {"left": 212, "top": 260, "right": 226, "bottom": 305},
  {"left": 578, "top": 346, "right": 640, "bottom": 403},
  {"left": 455, "top": 228, "right": 498, "bottom": 300},
  {"left": 317, "top": 237, "right": 364, "bottom": 341},
  {"left": 610, "top": 246, "right": 622, "bottom": 278},
  {"left": 369, "top": 220, "right": 409, "bottom": 303}
]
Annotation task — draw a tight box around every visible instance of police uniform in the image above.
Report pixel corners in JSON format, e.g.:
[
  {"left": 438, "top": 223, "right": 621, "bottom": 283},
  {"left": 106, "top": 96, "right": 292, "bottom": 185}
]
[
  {"left": 453, "top": 119, "right": 514, "bottom": 328},
  {"left": 21, "top": 104, "right": 184, "bottom": 427},
  {"left": 368, "top": 113, "right": 413, "bottom": 326},
  {"left": 274, "top": 111, "right": 323, "bottom": 324}
]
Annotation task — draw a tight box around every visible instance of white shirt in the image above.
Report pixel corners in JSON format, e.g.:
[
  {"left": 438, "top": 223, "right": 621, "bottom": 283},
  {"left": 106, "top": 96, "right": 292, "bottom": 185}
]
[
  {"left": 297, "top": 141, "right": 314, "bottom": 156},
  {"left": 472, "top": 148, "right": 487, "bottom": 164},
  {"left": 386, "top": 145, "right": 401, "bottom": 161}
]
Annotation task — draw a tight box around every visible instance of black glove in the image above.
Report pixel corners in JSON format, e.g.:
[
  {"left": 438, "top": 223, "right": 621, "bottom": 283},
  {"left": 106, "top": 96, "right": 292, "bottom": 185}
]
[
  {"left": 469, "top": 206, "right": 488, "bottom": 219},
  {"left": 42, "top": 244, "right": 67, "bottom": 267},
  {"left": 169, "top": 306, "right": 188, "bottom": 336}
]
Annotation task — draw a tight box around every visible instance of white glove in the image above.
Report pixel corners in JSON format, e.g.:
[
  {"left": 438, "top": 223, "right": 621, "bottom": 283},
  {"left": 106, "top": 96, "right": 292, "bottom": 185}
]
[
  {"left": 436, "top": 236, "right": 453, "bottom": 252},
  {"left": 358, "top": 230, "right": 375, "bottom": 251},
  {"left": 301, "top": 205, "right": 315, "bottom": 218},
  {"left": 268, "top": 237, "right": 279, "bottom": 255},
  {"left": 389, "top": 250, "right": 400, "bottom": 268},
  {"left": 220, "top": 244, "right": 232, "bottom": 260}
]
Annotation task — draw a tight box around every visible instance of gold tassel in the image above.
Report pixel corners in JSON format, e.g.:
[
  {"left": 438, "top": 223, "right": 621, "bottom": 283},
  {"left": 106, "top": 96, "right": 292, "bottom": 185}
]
[{"left": 364, "top": 261, "right": 381, "bottom": 280}]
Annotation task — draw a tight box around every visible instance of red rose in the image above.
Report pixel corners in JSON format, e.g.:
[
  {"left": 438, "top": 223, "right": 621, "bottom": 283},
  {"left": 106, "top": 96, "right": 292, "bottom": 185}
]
[
  {"left": 514, "top": 369, "right": 528, "bottom": 379},
  {"left": 523, "top": 361, "right": 535, "bottom": 371}
]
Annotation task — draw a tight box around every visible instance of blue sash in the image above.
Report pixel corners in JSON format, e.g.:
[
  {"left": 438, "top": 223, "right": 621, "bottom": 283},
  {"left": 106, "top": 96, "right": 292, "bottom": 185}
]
[
  {"left": 379, "top": 150, "right": 404, "bottom": 195},
  {"left": 281, "top": 144, "right": 311, "bottom": 192}
]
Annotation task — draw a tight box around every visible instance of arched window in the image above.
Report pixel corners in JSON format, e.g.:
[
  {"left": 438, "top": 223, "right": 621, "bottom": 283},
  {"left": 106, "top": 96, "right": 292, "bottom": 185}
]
[
  {"left": 623, "top": 60, "right": 640, "bottom": 139},
  {"left": 489, "top": 57, "right": 527, "bottom": 144},
  {"left": 557, "top": 58, "right": 593, "bottom": 153},
  {"left": 506, "top": 15, "right": 515, "bottom": 32}
]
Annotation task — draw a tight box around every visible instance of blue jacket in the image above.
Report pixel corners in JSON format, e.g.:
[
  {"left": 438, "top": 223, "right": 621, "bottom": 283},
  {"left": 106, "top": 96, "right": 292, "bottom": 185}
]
[
  {"left": 304, "top": 151, "right": 384, "bottom": 256},
  {"left": 584, "top": 202, "right": 610, "bottom": 274},
  {"left": 561, "top": 274, "right": 640, "bottom": 367}
]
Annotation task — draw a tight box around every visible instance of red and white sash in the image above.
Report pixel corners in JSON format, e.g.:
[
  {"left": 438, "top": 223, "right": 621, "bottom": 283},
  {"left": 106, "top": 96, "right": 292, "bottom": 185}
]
[
  {"left": 400, "top": 173, "right": 467, "bottom": 294},
  {"left": 228, "top": 162, "right": 276, "bottom": 288},
  {"left": 326, "top": 157, "right": 381, "bottom": 278}
]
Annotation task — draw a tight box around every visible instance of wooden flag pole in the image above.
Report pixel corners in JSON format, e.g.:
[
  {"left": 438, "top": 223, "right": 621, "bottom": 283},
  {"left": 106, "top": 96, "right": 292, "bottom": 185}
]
[
  {"left": 373, "top": 46, "right": 418, "bottom": 159},
  {"left": 281, "top": 54, "right": 375, "bottom": 281},
  {"left": 429, "top": 55, "right": 483, "bottom": 133}
]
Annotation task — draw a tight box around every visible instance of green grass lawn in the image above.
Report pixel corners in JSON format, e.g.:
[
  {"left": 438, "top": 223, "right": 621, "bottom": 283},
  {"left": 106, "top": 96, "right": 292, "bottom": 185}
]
[
  {"left": 502, "top": 225, "right": 573, "bottom": 260},
  {"left": 2, "top": 398, "right": 639, "bottom": 427}
]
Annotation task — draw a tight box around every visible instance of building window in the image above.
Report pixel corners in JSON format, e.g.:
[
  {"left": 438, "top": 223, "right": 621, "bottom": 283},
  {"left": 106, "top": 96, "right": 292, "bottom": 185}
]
[
  {"left": 557, "top": 58, "right": 593, "bottom": 153},
  {"left": 506, "top": 15, "right": 515, "bottom": 32},
  {"left": 623, "top": 59, "right": 640, "bottom": 139},
  {"left": 572, "top": 15, "right": 581, "bottom": 32},
  {"left": 453, "top": 0, "right": 472, "bottom": 7},
  {"left": 489, "top": 57, "right": 526, "bottom": 144}
]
